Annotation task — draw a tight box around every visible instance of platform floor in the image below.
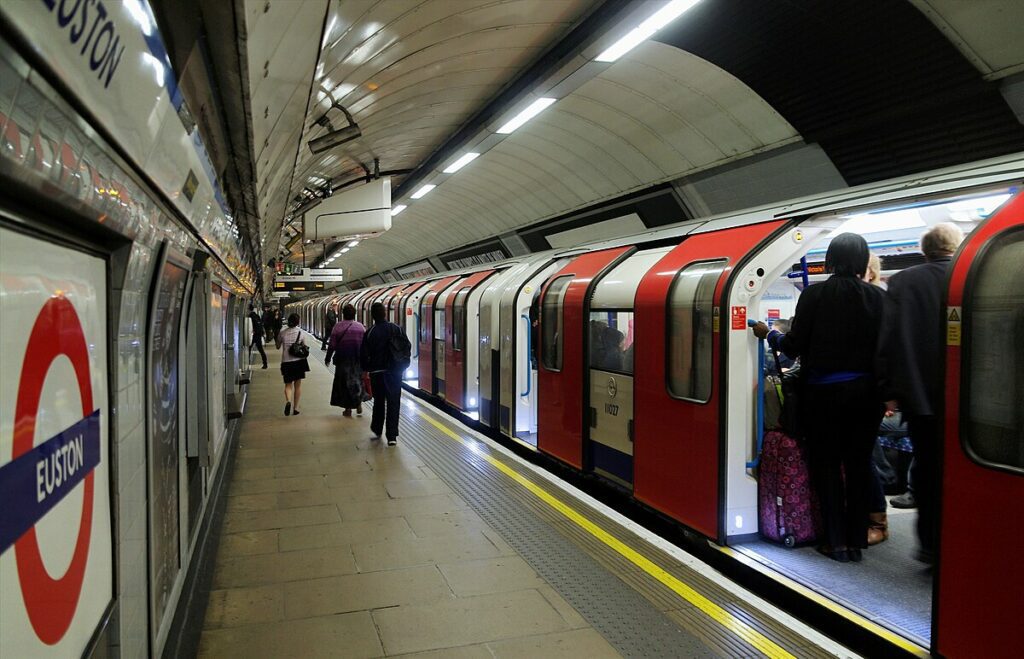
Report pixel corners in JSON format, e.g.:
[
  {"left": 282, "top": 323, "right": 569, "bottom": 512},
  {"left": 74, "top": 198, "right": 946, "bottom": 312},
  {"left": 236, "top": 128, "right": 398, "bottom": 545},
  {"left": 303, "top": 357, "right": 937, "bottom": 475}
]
[{"left": 199, "top": 337, "right": 854, "bottom": 658}]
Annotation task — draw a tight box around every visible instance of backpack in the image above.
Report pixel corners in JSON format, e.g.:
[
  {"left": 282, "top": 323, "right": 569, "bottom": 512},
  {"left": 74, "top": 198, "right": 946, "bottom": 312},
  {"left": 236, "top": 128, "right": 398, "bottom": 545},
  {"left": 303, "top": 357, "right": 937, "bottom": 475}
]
[{"left": 387, "top": 324, "right": 412, "bottom": 370}]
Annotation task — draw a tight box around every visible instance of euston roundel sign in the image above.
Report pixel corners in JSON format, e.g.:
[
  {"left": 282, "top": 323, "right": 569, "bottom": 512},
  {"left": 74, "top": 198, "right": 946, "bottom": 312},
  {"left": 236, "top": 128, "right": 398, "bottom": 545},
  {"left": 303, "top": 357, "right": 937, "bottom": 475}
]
[{"left": 0, "top": 296, "right": 102, "bottom": 645}]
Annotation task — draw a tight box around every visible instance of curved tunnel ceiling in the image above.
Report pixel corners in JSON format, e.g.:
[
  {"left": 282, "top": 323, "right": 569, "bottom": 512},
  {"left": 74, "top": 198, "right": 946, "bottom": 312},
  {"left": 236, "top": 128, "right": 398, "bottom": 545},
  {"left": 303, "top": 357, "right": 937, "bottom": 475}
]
[{"left": 240, "top": 0, "right": 1024, "bottom": 286}]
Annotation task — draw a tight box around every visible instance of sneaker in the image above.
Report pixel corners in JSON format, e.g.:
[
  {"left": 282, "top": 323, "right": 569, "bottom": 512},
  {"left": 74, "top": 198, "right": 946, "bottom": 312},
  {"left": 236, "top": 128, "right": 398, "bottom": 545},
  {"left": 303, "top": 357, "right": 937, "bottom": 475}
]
[
  {"left": 356, "top": 405, "right": 363, "bottom": 416},
  {"left": 284, "top": 402, "right": 291, "bottom": 416},
  {"left": 262, "top": 364, "right": 268, "bottom": 369},
  {"left": 387, "top": 437, "right": 397, "bottom": 446},
  {"left": 890, "top": 492, "right": 917, "bottom": 509},
  {"left": 343, "top": 410, "right": 352, "bottom": 417}
]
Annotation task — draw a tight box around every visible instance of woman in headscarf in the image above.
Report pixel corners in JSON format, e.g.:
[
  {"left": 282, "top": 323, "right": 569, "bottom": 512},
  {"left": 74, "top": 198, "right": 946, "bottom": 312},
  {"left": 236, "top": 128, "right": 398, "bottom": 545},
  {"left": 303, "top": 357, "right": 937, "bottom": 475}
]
[
  {"left": 752, "top": 233, "right": 886, "bottom": 562},
  {"left": 325, "top": 304, "right": 366, "bottom": 416}
]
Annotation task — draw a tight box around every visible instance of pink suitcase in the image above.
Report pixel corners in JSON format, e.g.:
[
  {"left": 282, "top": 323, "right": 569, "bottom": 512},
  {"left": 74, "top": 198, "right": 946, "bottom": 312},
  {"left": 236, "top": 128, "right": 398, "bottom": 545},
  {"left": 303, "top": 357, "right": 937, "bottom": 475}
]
[{"left": 758, "top": 430, "right": 819, "bottom": 547}]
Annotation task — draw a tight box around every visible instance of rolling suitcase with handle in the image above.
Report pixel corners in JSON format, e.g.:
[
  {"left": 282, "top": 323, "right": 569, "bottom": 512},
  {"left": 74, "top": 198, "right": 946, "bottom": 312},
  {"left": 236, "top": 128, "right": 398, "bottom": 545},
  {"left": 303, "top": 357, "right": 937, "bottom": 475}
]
[{"left": 749, "top": 323, "right": 819, "bottom": 547}]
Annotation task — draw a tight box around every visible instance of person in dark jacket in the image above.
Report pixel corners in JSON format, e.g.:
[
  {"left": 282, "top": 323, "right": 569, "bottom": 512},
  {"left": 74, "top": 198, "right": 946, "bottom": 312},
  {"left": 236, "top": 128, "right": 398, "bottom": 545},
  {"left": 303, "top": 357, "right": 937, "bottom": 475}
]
[
  {"left": 752, "top": 233, "right": 886, "bottom": 563},
  {"left": 881, "top": 222, "right": 963, "bottom": 563},
  {"left": 360, "top": 302, "right": 411, "bottom": 446},
  {"left": 248, "top": 304, "right": 268, "bottom": 369},
  {"left": 262, "top": 308, "right": 275, "bottom": 343},
  {"left": 322, "top": 306, "right": 338, "bottom": 351}
]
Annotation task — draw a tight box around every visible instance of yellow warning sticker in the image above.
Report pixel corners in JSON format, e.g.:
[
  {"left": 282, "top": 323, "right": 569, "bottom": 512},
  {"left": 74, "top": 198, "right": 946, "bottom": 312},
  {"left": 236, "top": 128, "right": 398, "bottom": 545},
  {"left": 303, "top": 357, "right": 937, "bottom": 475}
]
[
  {"left": 947, "top": 306, "right": 962, "bottom": 346},
  {"left": 712, "top": 307, "right": 720, "bottom": 333}
]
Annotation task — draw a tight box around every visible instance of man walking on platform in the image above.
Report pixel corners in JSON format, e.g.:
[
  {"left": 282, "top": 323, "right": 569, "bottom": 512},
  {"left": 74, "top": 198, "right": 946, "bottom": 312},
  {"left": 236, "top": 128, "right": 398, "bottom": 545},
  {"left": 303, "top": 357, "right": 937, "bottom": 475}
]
[
  {"left": 360, "top": 302, "right": 412, "bottom": 446},
  {"left": 248, "top": 304, "right": 268, "bottom": 369},
  {"left": 322, "top": 304, "right": 338, "bottom": 351}
]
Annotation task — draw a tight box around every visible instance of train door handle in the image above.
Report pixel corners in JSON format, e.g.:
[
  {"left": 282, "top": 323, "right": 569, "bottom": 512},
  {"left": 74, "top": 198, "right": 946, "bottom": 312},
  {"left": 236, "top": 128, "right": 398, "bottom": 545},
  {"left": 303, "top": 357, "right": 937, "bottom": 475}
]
[{"left": 520, "top": 314, "right": 532, "bottom": 397}]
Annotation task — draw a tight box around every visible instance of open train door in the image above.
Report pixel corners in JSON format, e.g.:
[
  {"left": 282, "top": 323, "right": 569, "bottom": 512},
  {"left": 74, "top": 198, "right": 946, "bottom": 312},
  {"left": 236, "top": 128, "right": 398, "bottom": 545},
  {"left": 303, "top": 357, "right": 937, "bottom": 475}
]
[
  {"left": 633, "top": 220, "right": 785, "bottom": 540},
  {"left": 936, "top": 192, "right": 1023, "bottom": 659},
  {"left": 537, "top": 247, "right": 633, "bottom": 468}
]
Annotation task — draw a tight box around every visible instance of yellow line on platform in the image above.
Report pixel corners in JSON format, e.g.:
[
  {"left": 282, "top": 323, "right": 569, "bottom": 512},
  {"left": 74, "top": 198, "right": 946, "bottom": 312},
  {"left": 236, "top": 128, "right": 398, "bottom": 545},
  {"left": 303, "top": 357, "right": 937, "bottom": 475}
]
[{"left": 412, "top": 407, "right": 795, "bottom": 659}]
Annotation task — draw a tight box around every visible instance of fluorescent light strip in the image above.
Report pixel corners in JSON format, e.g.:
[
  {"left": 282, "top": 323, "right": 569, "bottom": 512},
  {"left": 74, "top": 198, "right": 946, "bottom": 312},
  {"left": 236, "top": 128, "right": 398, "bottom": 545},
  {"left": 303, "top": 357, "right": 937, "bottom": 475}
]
[
  {"left": 411, "top": 184, "right": 435, "bottom": 199},
  {"left": 340, "top": 247, "right": 350, "bottom": 253},
  {"left": 347, "top": 240, "right": 360, "bottom": 246},
  {"left": 496, "top": 98, "right": 556, "bottom": 134},
  {"left": 596, "top": 0, "right": 702, "bottom": 63},
  {"left": 391, "top": 204, "right": 407, "bottom": 216},
  {"left": 443, "top": 152, "right": 480, "bottom": 173}
]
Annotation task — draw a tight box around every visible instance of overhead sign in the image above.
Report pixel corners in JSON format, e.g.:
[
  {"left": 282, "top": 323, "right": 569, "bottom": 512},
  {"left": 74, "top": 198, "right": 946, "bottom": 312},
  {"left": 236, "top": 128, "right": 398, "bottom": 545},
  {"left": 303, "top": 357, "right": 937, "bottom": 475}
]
[
  {"left": 273, "top": 281, "right": 326, "bottom": 292},
  {"left": 275, "top": 267, "right": 343, "bottom": 282},
  {"left": 1, "top": 228, "right": 112, "bottom": 655}
]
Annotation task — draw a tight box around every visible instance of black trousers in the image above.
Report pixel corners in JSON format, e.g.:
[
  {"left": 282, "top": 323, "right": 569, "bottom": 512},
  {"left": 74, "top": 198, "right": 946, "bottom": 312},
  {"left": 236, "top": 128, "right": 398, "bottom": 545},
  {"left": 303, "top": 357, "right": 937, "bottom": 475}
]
[
  {"left": 804, "top": 378, "right": 884, "bottom": 550},
  {"left": 907, "top": 414, "right": 940, "bottom": 556},
  {"left": 370, "top": 370, "right": 402, "bottom": 440},
  {"left": 250, "top": 331, "right": 267, "bottom": 367}
]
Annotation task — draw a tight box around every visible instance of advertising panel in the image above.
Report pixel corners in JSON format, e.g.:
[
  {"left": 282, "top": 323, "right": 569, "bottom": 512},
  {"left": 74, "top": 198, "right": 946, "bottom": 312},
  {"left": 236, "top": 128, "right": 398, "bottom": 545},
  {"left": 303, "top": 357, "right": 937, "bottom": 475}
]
[
  {"left": 0, "top": 227, "right": 112, "bottom": 655},
  {"left": 147, "top": 256, "right": 189, "bottom": 637}
]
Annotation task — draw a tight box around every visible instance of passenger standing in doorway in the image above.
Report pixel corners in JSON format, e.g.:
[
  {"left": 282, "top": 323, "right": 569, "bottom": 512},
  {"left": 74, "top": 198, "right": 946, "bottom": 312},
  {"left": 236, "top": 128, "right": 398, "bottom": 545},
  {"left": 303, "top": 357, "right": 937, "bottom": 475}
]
[
  {"left": 360, "top": 302, "right": 412, "bottom": 446},
  {"left": 248, "top": 304, "right": 268, "bottom": 369},
  {"left": 881, "top": 223, "right": 964, "bottom": 564},
  {"left": 863, "top": 254, "right": 889, "bottom": 545},
  {"left": 752, "top": 233, "right": 886, "bottom": 563},
  {"left": 322, "top": 305, "right": 338, "bottom": 351},
  {"left": 326, "top": 304, "right": 366, "bottom": 417},
  {"left": 276, "top": 313, "right": 309, "bottom": 416}
]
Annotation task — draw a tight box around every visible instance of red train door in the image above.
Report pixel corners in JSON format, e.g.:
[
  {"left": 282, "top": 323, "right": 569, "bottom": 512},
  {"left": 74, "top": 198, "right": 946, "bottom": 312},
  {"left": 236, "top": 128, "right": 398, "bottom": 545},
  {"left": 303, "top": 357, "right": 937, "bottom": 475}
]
[
  {"left": 537, "top": 247, "right": 634, "bottom": 468},
  {"left": 417, "top": 276, "right": 459, "bottom": 393},
  {"left": 633, "top": 221, "right": 785, "bottom": 540},
  {"left": 936, "top": 193, "right": 1023, "bottom": 658},
  {"left": 445, "top": 270, "right": 495, "bottom": 410}
]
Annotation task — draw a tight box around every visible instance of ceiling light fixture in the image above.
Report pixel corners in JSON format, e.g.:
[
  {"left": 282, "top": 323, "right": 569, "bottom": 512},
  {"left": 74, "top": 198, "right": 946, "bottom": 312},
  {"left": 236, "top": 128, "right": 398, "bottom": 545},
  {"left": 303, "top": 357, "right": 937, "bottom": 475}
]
[
  {"left": 443, "top": 152, "right": 480, "bottom": 173},
  {"left": 496, "top": 98, "right": 556, "bottom": 134},
  {"left": 411, "top": 184, "right": 435, "bottom": 199},
  {"left": 340, "top": 247, "right": 350, "bottom": 254},
  {"left": 595, "top": 0, "right": 702, "bottom": 63},
  {"left": 347, "top": 240, "right": 360, "bottom": 246},
  {"left": 391, "top": 205, "right": 407, "bottom": 216}
]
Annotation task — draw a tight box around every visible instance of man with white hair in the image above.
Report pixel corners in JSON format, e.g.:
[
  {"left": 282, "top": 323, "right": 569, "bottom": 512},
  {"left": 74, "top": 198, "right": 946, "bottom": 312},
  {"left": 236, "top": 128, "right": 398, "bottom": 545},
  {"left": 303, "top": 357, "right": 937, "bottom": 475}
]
[{"left": 882, "top": 222, "right": 964, "bottom": 563}]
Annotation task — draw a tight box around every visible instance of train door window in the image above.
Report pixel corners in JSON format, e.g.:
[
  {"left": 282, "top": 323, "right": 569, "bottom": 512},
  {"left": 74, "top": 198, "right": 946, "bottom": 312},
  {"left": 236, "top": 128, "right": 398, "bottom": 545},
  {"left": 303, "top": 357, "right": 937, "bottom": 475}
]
[
  {"left": 588, "top": 310, "right": 635, "bottom": 374},
  {"left": 453, "top": 289, "right": 469, "bottom": 351},
  {"left": 667, "top": 260, "right": 726, "bottom": 402},
  {"left": 419, "top": 295, "right": 431, "bottom": 342},
  {"left": 963, "top": 228, "right": 1024, "bottom": 471},
  {"left": 541, "top": 275, "right": 573, "bottom": 371}
]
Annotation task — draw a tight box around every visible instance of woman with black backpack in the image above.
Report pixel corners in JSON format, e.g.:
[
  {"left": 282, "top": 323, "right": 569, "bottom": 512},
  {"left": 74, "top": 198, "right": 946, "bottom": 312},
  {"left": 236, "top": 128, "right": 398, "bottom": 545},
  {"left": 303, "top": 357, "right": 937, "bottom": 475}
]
[{"left": 276, "top": 313, "right": 310, "bottom": 416}]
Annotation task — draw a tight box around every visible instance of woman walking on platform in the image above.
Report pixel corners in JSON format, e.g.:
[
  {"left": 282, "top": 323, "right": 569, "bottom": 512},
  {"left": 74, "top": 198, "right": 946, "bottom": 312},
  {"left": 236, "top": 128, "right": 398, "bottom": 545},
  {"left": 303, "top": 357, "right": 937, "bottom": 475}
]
[
  {"left": 325, "top": 304, "right": 366, "bottom": 416},
  {"left": 276, "top": 313, "right": 309, "bottom": 416}
]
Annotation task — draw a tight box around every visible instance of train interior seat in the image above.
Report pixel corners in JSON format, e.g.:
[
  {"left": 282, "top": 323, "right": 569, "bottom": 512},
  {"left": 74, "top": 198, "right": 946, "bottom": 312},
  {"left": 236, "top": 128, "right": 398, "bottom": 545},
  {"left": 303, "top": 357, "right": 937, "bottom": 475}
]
[{"left": 730, "top": 188, "right": 1013, "bottom": 645}]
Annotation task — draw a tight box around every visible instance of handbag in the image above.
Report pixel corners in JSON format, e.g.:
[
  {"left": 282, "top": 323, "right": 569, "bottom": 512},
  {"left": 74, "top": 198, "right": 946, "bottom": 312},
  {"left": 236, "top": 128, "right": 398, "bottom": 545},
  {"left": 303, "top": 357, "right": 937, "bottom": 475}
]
[
  {"left": 771, "top": 347, "right": 803, "bottom": 439},
  {"left": 361, "top": 372, "right": 373, "bottom": 401},
  {"left": 288, "top": 329, "right": 310, "bottom": 359}
]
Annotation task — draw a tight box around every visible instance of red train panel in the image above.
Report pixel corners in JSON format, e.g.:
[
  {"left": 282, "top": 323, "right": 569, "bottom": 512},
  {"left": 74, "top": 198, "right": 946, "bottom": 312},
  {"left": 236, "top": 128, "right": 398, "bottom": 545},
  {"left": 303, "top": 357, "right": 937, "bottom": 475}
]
[
  {"left": 633, "top": 221, "right": 785, "bottom": 540},
  {"left": 417, "top": 276, "right": 460, "bottom": 393},
  {"left": 538, "top": 247, "right": 633, "bottom": 468},
  {"left": 444, "top": 270, "right": 494, "bottom": 410},
  {"left": 936, "top": 192, "right": 1023, "bottom": 659}
]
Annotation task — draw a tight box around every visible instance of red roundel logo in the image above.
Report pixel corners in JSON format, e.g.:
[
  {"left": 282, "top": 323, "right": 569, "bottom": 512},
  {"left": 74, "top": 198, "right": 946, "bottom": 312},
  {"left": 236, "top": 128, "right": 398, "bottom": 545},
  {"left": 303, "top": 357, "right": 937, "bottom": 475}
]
[{"left": 12, "top": 296, "right": 97, "bottom": 644}]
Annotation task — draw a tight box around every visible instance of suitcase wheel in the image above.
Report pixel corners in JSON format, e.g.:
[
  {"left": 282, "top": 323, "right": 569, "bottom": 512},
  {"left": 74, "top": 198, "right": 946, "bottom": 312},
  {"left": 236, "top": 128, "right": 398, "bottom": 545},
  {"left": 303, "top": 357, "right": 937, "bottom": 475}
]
[{"left": 783, "top": 534, "right": 796, "bottom": 548}]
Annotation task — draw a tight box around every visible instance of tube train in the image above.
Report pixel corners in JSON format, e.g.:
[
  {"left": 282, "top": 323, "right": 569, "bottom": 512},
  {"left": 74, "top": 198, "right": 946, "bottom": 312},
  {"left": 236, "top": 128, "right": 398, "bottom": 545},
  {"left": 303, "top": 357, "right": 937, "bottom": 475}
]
[
  {"left": 292, "top": 157, "right": 1023, "bottom": 658},
  {"left": 1, "top": 7, "right": 258, "bottom": 657}
]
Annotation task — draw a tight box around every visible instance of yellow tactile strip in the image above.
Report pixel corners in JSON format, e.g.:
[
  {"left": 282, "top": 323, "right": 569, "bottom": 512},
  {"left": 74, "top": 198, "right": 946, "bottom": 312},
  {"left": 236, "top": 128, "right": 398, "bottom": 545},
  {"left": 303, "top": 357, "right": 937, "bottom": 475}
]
[{"left": 404, "top": 404, "right": 837, "bottom": 659}]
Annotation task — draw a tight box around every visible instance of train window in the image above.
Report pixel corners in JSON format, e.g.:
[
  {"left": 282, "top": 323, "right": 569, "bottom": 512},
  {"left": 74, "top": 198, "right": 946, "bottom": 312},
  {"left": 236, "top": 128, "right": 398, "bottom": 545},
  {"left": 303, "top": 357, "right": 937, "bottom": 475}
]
[
  {"left": 541, "top": 275, "right": 573, "bottom": 371},
  {"left": 589, "top": 311, "right": 635, "bottom": 375},
  {"left": 453, "top": 289, "right": 469, "bottom": 351},
  {"left": 963, "top": 228, "right": 1024, "bottom": 472},
  {"left": 667, "top": 260, "right": 726, "bottom": 403},
  {"left": 419, "top": 296, "right": 430, "bottom": 342}
]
